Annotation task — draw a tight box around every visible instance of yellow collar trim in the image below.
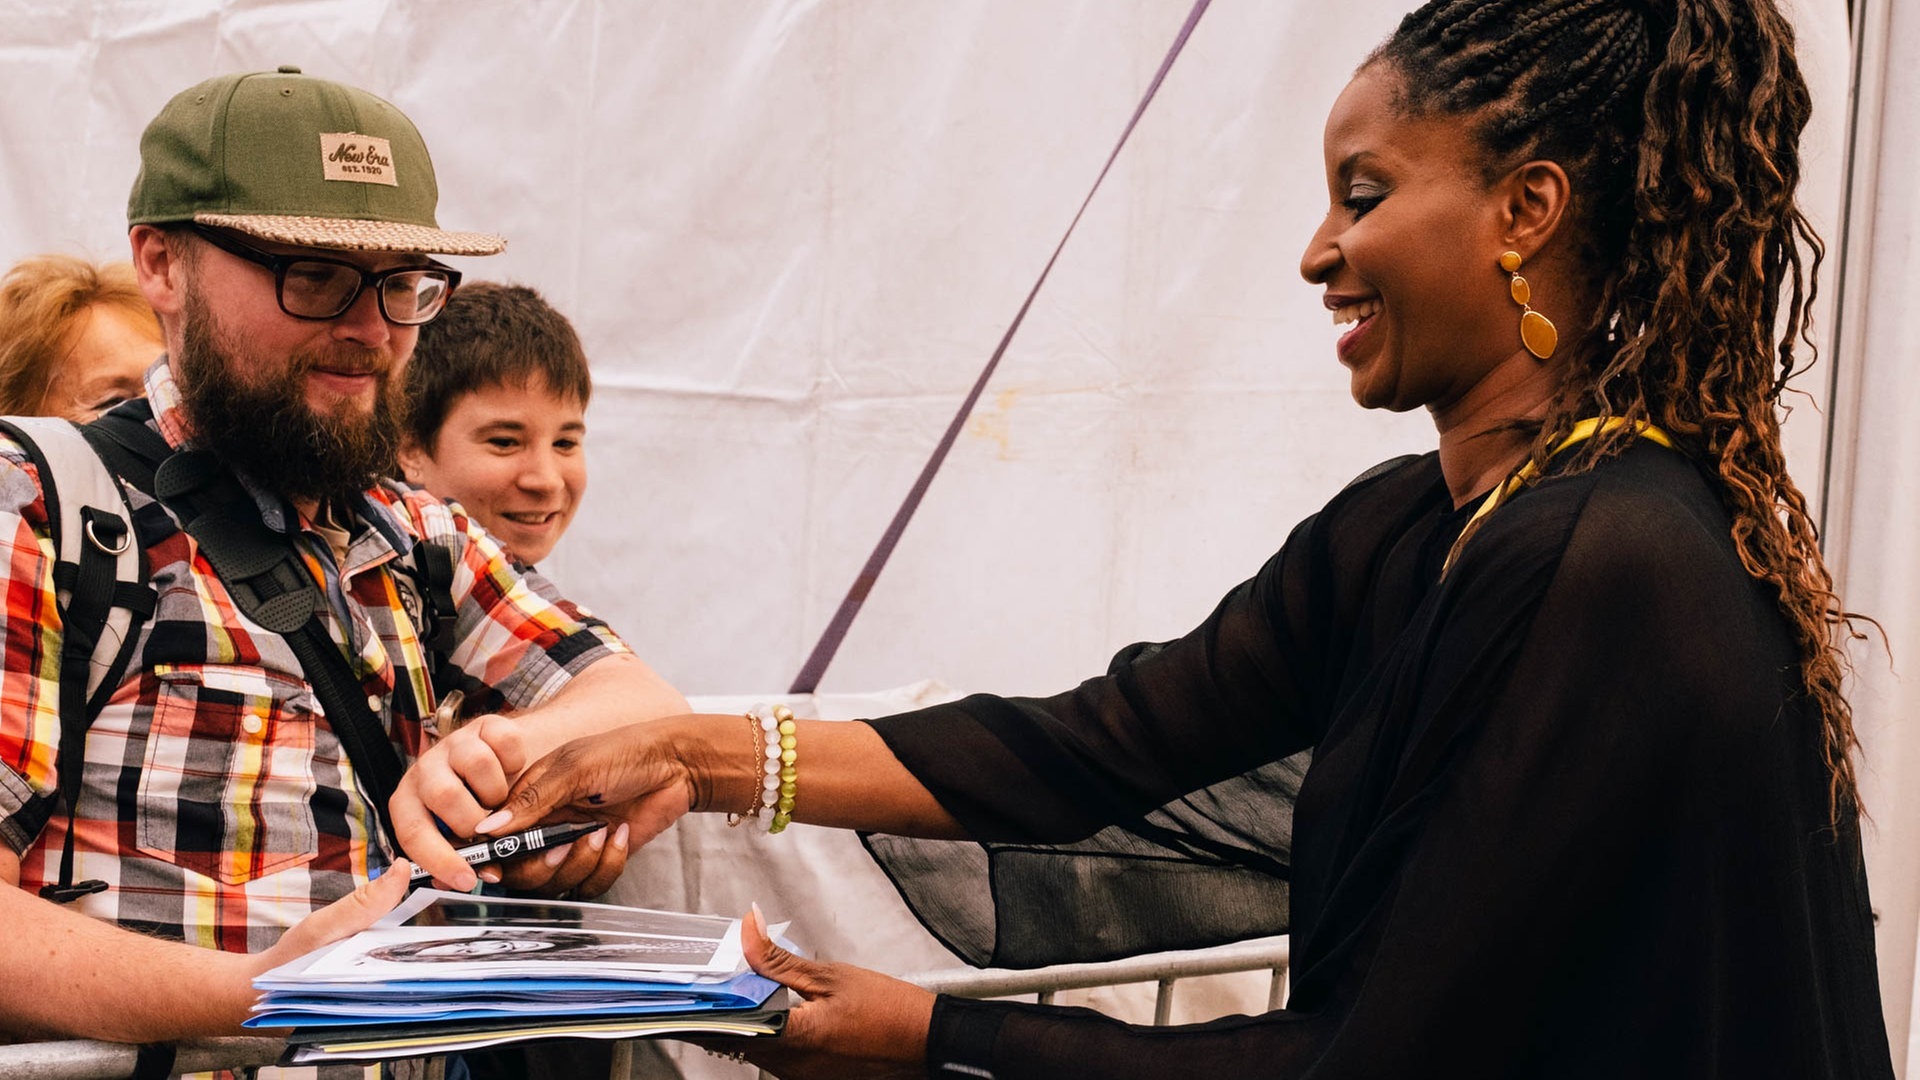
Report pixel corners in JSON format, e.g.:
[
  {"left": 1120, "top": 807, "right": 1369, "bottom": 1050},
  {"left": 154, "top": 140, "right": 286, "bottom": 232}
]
[{"left": 1445, "top": 417, "right": 1674, "bottom": 575}]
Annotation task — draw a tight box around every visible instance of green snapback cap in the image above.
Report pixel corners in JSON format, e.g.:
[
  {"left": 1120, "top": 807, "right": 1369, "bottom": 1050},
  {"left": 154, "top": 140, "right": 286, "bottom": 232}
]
[{"left": 128, "top": 66, "right": 504, "bottom": 256}]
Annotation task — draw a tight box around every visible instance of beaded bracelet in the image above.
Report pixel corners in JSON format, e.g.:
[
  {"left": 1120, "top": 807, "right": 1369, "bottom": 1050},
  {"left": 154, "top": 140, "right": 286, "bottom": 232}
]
[
  {"left": 744, "top": 704, "right": 799, "bottom": 833},
  {"left": 769, "top": 705, "right": 797, "bottom": 833}
]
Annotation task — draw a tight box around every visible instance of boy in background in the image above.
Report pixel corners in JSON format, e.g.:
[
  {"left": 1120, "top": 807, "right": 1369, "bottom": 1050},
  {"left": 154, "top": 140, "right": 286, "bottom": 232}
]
[{"left": 399, "top": 282, "right": 589, "bottom": 566}]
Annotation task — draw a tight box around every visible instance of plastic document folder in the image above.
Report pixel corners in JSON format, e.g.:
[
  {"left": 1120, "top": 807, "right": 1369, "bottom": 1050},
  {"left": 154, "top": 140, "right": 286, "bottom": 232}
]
[
  {"left": 279, "top": 999, "right": 789, "bottom": 1066},
  {"left": 251, "top": 888, "right": 789, "bottom": 1065}
]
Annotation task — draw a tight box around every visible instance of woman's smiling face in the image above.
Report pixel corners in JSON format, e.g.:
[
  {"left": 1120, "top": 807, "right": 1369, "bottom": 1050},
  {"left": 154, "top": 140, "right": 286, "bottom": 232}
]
[{"left": 1299, "top": 65, "right": 1523, "bottom": 415}]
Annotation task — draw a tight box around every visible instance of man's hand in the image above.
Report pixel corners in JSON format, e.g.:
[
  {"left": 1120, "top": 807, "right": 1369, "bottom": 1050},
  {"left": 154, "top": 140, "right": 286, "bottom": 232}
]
[
  {"left": 389, "top": 713, "right": 533, "bottom": 890},
  {"left": 695, "top": 904, "right": 935, "bottom": 1079},
  {"left": 231, "top": 862, "right": 411, "bottom": 1032},
  {"left": 0, "top": 857, "right": 411, "bottom": 1041},
  {"left": 250, "top": 860, "right": 412, "bottom": 980},
  {"left": 390, "top": 714, "right": 649, "bottom": 896},
  {"left": 387, "top": 656, "right": 693, "bottom": 891}
]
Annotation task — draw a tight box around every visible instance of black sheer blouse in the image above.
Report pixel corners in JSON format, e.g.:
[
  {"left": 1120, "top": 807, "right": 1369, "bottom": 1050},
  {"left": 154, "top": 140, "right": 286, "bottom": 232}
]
[{"left": 866, "top": 445, "right": 1893, "bottom": 1079}]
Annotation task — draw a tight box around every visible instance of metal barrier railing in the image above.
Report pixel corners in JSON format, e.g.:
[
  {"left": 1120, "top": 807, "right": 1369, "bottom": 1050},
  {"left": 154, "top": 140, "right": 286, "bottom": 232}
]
[
  {"left": 908, "top": 935, "right": 1291, "bottom": 1021},
  {"left": 0, "top": 936, "right": 1290, "bottom": 1079},
  {"left": 0, "top": 1037, "right": 286, "bottom": 1080}
]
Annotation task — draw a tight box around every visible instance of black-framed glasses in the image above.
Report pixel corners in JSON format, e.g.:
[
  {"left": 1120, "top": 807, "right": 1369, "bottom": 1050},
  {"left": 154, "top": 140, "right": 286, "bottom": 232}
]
[{"left": 189, "top": 224, "right": 461, "bottom": 326}]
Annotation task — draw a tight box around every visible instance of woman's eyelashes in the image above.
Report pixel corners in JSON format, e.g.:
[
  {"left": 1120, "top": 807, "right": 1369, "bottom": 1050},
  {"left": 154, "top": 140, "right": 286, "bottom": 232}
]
[{"left": 1342, "top": 187, "right": 1386, "bottom": 218}]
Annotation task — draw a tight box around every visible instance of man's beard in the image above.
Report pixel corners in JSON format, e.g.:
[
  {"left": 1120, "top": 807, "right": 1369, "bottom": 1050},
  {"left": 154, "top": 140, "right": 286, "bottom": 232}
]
[{"left": 174, "top": 286, "right": 402, "bottom": 504}]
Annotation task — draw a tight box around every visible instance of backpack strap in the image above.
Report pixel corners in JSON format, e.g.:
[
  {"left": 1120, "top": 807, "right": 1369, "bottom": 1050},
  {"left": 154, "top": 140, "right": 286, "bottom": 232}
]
[
  {"left": 0, "top": 414, "right": 157, "bottom": 903},
  {"left": 413, "top": 535, "right": 459, "bottom": 695},
  {"left": 83, "top": 403, "right": 169, "bottom": 502},
  {"left": 145, "top": 450, "right": 408, "bottom": 852},
  {"left": 11, "top": 399, "right": 414, "bottom": 895}
]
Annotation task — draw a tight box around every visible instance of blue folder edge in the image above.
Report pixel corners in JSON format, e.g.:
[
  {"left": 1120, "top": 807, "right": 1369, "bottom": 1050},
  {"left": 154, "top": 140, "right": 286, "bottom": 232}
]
[{"left": 246, "top": 970, "right": 781, "bottom": 1028}]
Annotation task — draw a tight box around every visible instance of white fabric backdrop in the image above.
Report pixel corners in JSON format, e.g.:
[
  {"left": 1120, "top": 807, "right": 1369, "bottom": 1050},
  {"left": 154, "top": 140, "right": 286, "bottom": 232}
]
[
  {"left": 1830, "top": 0, "right": 1920, "bottom": 1070},
  {"left": 0, "top": 0, "right": 1843, "bottom": 700},
  {"left": 0, "top": 0, "right": 1887, "bottom": 1067}
]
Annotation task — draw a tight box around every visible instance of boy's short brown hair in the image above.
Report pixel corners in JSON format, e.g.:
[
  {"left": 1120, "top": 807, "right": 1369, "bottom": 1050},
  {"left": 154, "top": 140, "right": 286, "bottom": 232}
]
[{"left": 403, "top": 281, "right": 592, "bottom": 451}]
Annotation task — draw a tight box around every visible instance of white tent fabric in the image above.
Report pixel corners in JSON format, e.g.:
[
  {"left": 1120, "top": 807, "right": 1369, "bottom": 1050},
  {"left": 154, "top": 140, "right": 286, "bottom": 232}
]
[
  {"left": 9, "top": 0, "right": 1836, "bottom": 702},
  {"left": 0, "top": 0, "right": 1848, "bottom": 693},
  {"left": 1828, "top": 0, "right": 1920, "bottom": 1069},
  {"left": 5, "top": 0, "right": 1909, "bottom": 1070}
]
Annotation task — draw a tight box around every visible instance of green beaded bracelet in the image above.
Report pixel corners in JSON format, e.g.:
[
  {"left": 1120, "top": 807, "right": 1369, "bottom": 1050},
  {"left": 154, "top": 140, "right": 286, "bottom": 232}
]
[{"left": 769, "top": 707, "right": 798, "bottom": 833}]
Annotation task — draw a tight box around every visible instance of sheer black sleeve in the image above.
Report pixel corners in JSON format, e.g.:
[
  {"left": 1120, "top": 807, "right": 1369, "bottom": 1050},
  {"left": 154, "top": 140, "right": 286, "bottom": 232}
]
[
  {"left": 862, "top": 455, "right": 1444, "bottom": 966},
  {"left": 868, "top": 454, "right": 1439, "bottom": 842}
]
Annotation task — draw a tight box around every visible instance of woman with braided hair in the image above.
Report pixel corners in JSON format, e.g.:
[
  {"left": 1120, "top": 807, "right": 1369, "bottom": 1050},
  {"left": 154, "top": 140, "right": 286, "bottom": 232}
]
[{"left": 401, "top": 0, "right": 1896, "bottom": 1075}]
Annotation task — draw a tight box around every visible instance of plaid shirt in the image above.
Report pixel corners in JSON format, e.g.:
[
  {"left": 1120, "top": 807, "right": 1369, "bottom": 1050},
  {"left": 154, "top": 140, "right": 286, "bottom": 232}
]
[{"left": 0, "top": 360, "right": 629, "bottom": 951}]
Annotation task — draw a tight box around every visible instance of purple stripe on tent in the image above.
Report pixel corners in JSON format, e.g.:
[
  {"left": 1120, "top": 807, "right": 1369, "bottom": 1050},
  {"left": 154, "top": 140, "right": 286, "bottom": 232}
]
[{"left": 790, "top": 0, "right": 1215, "bottom": 695}]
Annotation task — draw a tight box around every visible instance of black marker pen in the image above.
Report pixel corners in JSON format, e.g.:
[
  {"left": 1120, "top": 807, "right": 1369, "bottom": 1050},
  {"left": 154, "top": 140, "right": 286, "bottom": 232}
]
[{"left": 402, "top": 821, "right": 607, "bottom": 884}]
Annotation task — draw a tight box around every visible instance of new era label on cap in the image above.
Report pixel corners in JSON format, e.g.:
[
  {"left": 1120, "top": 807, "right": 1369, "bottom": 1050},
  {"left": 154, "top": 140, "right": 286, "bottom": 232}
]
[{"left": 320, "top": 133, "right": 398, "bottom": 186}]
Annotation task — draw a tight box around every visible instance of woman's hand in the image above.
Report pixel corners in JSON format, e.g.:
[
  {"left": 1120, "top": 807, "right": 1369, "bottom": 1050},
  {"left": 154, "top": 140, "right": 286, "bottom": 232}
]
[
  {"left": 391, "top": 714, "right": 652, "bottom": 894},
  {"left": 470, "top": 718, "right": 710, "bottom": 857},
  {"left": 490, "top": 821, "right": 634, "bottom": 900},
  {"left": 702, "top": 904, "right": 935, "bottom": 1079}
]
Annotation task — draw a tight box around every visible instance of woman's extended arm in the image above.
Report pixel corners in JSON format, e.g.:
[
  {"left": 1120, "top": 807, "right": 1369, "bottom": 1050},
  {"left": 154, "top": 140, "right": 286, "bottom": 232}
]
[
  {"left": 406, "top": 712, "right": 965, "bottom": 888},
  {"left": 433, "top": 476, "right": 1405, "bottom": 887}
]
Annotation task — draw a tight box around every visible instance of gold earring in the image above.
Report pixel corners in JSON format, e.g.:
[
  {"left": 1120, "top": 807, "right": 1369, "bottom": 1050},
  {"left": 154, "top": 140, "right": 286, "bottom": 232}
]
[{"left": 1500, "top": 251, "right": 1557, "bottom": 360}]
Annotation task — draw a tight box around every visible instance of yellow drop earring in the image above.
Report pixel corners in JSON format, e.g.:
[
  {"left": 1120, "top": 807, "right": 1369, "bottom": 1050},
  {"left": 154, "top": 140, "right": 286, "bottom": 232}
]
[{"left": 1500, "top": 251, "right": 1558, "bottom": 360}]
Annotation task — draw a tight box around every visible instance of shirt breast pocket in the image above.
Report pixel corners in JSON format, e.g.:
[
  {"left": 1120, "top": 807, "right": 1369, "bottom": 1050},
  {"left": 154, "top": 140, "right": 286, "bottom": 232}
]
[{"left": 136, "top": 664, "right": 320, "bottom": 885}]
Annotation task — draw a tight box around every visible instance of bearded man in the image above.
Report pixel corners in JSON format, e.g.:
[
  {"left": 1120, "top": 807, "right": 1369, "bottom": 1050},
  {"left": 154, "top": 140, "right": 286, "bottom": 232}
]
[{"left": 0, "top": 68, "right": 687, "bottom": 1058}]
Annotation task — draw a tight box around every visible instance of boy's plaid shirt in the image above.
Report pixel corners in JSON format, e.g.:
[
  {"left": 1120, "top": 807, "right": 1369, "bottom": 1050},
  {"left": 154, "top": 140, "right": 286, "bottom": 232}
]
[{"left": 0, "top": 360, "right": 630, "bottom": 950}]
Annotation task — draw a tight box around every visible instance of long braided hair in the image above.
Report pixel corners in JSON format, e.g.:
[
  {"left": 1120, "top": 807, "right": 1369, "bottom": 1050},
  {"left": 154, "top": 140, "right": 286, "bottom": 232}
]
[{"left": 1373, "top": 0, "right": 1863, "bottom": 816}]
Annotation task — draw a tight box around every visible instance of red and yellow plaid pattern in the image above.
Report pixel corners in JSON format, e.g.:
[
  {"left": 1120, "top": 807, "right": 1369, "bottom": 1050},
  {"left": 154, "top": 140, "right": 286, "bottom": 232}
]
[{"left": 0, "top": 360, "right": 629, "bottom": 952}]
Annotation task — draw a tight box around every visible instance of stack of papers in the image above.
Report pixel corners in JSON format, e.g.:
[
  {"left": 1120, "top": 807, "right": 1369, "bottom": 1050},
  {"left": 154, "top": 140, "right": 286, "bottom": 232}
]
[{"left": 251, "top": 889, "right": 787, "bottom": 1066}]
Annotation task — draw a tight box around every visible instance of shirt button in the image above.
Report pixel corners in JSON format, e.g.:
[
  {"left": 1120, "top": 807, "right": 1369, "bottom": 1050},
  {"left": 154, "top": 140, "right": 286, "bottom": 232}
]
[
  {"left": 241, "top": 713, "right": 265, "bottom": 735},
  {"left": 366, "top": 694, "right": 384, "bottom": 711}
]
